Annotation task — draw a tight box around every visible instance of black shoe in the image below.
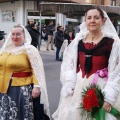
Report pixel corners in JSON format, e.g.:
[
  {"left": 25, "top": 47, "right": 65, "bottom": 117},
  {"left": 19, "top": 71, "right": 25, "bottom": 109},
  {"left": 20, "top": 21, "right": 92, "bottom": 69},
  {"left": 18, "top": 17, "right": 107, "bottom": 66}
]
[
  {"left": 51, "top": 48, "right": 55, "bottom": 50},
  {"left": 56, "top": 59, "right": 59, "bottom": 61},
  {"left": 46, "top": 48, "right": 49, "bottom": 51},
  {"left": 59, "top": 59, "right": 62, "bottom": 61},
  {"left": 56, "top": 59, "right": 62, "bottom": 61}
]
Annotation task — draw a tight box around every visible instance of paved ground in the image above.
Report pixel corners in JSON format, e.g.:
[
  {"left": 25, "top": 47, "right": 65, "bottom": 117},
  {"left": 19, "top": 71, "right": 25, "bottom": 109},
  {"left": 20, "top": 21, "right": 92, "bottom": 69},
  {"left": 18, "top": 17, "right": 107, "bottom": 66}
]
[
  {"left": 40, "top": 41, "right": 62, "bottom": 119},
  {"left": 39, "top": 40, "right": 56, "bottom": 54}
]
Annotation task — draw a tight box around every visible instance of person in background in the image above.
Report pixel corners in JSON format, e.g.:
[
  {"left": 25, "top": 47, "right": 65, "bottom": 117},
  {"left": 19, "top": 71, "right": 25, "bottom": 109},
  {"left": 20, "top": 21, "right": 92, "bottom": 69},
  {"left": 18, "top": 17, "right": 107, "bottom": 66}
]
[
  {"left": 26, "top": 18, "right": 34, "bottom": 30},
  {"left": 37, "top": 22, "right": 40, "bottom": 31},
  {"left": 55, "top": 26, "right": 64, "bottom": 61},
  {"left": 69, "top": 31, "right": 75, "bottom": 43},
  {"left": 46, "top": 20, "right": 55, "bottom": 51},
  {"left": 0, "top": 24, "right": 50, "bottom": 120},
  {"left": 63, "top": 29, "right": 70, "bottom": 44},
  {"left": 0, "top": 31, "right": 6, "bottom": 48},
  {"left": 42, "top": 24, "right": 47, "bottom": 41},
  {"left": 30, "top": 23, "right": 40, "bottom": 36},
  {"left": 65, "top": 25, "right": 71, "bottom": 33},
  {"left": 59, "top": 30, "right": 70, "bottom": 61},
  {"left": 26, "top": 18, "right": 39, "bottom": 48},
  {"left": 74, "top": 22, "right": 81, "bottom": 36}
]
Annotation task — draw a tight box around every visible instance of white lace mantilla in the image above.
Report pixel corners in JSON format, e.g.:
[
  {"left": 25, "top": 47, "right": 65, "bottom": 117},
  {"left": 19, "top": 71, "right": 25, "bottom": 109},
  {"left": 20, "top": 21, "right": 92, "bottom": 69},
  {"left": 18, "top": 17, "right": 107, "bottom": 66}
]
[
  {"left": 2, "top": 45, "right": 26, "bottom": 55},
  {"left": 26, "top": 45, "right": 50, "bottom": 116}
]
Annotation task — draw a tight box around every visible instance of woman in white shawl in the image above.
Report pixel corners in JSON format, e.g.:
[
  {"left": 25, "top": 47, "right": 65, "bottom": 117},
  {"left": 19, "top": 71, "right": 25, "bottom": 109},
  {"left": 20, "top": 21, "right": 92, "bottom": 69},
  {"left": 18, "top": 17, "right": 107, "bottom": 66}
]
[
  {"left": 0, "top": 24, "right": 50, "bottom": 119},
  {"left": 53, "top": 7, "right": 120, "bottom": 120}
]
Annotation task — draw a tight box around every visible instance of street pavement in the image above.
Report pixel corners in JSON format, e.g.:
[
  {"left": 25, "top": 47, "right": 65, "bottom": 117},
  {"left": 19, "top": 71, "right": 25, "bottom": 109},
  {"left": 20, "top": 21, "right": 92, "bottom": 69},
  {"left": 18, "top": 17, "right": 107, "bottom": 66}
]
[{"left": 40, "top": 41, "right": 62, "bottom": 119}]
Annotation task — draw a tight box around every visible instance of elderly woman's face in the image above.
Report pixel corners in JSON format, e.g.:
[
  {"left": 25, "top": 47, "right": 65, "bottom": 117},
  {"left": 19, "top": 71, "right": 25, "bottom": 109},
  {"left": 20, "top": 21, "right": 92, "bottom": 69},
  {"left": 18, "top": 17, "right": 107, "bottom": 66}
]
[
  {"left": 85, "top": 9, "right": 104, "bottom": 32},
  {"left": 11, "top": 27, "right": 25, "bottom": 46}
]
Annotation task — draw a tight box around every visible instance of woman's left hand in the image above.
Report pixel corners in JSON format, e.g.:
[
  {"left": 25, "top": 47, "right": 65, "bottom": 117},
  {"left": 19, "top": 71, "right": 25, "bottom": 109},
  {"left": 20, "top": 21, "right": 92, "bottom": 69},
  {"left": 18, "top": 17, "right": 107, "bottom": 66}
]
[
  {"left": 32, "top": 87, "right": 40, "bottom": 98},
  {"left": 103, "top": 101, "right": 112, "bottom": 112}
]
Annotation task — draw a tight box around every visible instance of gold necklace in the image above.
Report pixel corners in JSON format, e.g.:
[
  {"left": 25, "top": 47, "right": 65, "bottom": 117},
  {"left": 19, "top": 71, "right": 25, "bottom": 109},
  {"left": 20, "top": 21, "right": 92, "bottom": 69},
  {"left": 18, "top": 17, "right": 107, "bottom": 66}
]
[
  {"left": 91, "top": 36, "right": 95, "bottom": 41},
  {"left": 88, "top": 33, "right": 102, "bottom": 42}
]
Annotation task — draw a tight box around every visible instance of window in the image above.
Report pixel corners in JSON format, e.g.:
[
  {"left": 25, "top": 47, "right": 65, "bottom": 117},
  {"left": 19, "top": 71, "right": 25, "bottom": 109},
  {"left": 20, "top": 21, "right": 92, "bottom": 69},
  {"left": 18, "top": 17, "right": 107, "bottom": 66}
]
[{"left": 111, "top": 0, "right": 117, "bottom": 6}]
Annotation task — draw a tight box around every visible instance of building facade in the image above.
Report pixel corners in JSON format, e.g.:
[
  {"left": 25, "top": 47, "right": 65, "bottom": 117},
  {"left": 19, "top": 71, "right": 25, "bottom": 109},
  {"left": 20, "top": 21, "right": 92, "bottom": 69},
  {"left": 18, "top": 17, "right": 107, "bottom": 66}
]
[
  {"left": 0, "top": 0, "right": 120, "bottom": 35},
  {"left": 0, "top": 1, "right": 37, "bottom": 34}
]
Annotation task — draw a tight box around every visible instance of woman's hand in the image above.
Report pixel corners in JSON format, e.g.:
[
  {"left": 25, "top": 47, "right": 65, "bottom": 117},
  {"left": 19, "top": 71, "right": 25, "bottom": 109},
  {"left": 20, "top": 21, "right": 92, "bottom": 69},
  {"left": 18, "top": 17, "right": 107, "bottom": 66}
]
[
  {"left": 103, "top": 101, "right": 112, "bottom": 112},
  {"left": 32, "top": 87, "right": 40, "bottom": 98}
]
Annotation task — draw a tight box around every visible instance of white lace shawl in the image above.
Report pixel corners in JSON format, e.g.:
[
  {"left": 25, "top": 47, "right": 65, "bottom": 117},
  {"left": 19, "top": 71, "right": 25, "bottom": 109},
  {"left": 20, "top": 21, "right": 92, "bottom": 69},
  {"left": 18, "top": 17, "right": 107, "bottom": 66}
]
[
  {"left": 60, "top": 11, "right": 120, "bottom": 106},
  {"left": 0, "top": 25, "right": 50, "bottom": 117}
]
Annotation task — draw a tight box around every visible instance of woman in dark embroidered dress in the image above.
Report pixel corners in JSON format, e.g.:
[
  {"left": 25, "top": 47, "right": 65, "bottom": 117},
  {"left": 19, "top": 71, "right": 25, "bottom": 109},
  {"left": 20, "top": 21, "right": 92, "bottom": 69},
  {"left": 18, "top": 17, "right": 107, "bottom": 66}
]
[{"left": 53, "top": 8, "right": 120, "bottom": 120}]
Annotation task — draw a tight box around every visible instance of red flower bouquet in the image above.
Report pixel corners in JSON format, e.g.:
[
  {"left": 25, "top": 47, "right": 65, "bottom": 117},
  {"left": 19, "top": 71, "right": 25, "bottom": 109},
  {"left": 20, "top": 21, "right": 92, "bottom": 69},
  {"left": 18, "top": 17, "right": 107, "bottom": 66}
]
[
  {"left": 81, "top": 85, "right": 120, "bottom": 120},
  {"left": 83, "top": 88, "right": 99, "bottom": 112}
]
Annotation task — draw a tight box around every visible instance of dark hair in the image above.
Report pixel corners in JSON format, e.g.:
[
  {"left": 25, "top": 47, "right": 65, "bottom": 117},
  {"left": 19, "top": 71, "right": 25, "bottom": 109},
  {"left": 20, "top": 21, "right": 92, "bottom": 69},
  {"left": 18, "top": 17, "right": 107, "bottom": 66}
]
[
  {"left": 57, "top": 26, "right": 62, "bottom": 31},
  {"left": 85, "top": 7, "right": 104, "bottom": 19},
  {"left": 64, "top": 29, "right": 68, "bottom": 32},
  {"left": 49, "top": 20, "right": 53, "bottom": 24},
  {"left": 27, "top": 20, "right": 30, "bottom": 25},
  {"left": 77, "top": 22, "right": 81, "bottom": 25}
]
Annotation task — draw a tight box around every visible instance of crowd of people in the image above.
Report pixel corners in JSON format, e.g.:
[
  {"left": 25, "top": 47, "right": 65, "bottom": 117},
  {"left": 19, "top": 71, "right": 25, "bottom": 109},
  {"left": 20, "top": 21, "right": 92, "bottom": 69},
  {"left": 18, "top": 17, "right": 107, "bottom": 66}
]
[
  {"left": 25, "top": 18, "right": 77, "bottom": 61},
  {"left": 41, "top": 21, "right": 76, "bottom": 61},
  {"left": 0, "top": 7, "right": 120, "bottom": 120}
]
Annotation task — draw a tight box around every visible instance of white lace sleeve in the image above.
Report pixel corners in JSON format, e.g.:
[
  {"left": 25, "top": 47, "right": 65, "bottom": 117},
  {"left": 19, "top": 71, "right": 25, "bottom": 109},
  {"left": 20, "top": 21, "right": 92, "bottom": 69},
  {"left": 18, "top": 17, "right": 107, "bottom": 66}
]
[
  {"left": 26, "top": 45, "right": 50, "bottom": 117},
  {"left": 103, "top": 40, "right": 120, "bottom": 105},
  {"left": 60, "top": 36, "right": 81, "bottom": 97}
]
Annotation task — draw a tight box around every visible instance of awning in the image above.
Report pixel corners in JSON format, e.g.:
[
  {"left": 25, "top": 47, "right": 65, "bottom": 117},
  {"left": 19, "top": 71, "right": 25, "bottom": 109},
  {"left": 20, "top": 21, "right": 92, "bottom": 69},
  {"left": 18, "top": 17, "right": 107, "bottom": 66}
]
[
  {"left": 0, "top": 0, "right": 80, "bottom": 3},
  {"left": 39, "top": 2, "right": 120, "bottom": 16}
]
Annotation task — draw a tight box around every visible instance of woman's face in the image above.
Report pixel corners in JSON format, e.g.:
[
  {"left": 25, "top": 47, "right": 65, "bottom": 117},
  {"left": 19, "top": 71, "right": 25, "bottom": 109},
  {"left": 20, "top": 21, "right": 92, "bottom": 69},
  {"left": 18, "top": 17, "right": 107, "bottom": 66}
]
[
  {"left": 11, "top": 27, "right": 25, "bottom": 46},
  {"left": 85, "top": 9, "right": 105, "bottom": 32},
  {"left": 69, "top": 32, "right": 72, "bottom": 36}
]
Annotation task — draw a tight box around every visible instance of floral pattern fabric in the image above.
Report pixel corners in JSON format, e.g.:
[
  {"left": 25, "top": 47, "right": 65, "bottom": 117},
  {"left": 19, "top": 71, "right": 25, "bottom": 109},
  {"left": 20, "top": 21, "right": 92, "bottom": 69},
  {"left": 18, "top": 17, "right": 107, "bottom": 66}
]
[{"left": 0, "top": 85, "right": 34, "bottom": 120}]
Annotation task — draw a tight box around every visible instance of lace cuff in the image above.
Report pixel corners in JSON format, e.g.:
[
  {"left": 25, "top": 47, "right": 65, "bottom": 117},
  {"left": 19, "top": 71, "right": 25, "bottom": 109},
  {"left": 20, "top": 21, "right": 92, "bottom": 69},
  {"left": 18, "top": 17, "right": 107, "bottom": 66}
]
[
  {"left": 61, "top": 68, "right": 77, "bottom": 97},
  {"left": 61, "top": 82, "right": 75, "bottom": 97},
  {"left": 103, "top": 81, "right": 120, "bottom": 105},
  {"left": 34, "top": 85, "right": 40, "bottom": 88}
]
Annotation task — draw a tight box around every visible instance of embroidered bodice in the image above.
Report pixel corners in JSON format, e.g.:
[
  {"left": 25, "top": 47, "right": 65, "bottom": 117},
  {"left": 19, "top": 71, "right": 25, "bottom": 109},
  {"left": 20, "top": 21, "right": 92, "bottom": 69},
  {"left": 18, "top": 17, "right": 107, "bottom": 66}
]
[{"left": 77, "top": 37, "right": 114, "bottom": 78}]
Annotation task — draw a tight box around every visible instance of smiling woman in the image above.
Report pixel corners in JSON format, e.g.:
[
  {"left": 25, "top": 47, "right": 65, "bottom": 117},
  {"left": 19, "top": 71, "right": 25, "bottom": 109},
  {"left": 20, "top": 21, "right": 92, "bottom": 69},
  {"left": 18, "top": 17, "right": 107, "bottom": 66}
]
[
  {"left": 0, "top": 24, "right": 50, "bottom": 120},
  {"left": 84, "top": 8, "right": 106, "bottom": 43},
  {"left": 11, "top": 27, "right": 25, "bottom": 46},
  {"left": 53, "top": 7, "right": 120, "bottom": 120}
]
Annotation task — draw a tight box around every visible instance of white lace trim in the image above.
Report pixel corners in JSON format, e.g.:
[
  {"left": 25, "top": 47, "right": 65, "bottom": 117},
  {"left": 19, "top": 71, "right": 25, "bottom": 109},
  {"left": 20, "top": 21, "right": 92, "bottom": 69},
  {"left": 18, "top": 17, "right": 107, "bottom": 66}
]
[
  {"left": 103, "top": 40, "right": 120, "bottom": 105},
  {"left": 2, "top": 45, "right": 26, "bottom": 55},
  {"left": 26, "top": 45, "right": 50, "bottom": 116}
]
